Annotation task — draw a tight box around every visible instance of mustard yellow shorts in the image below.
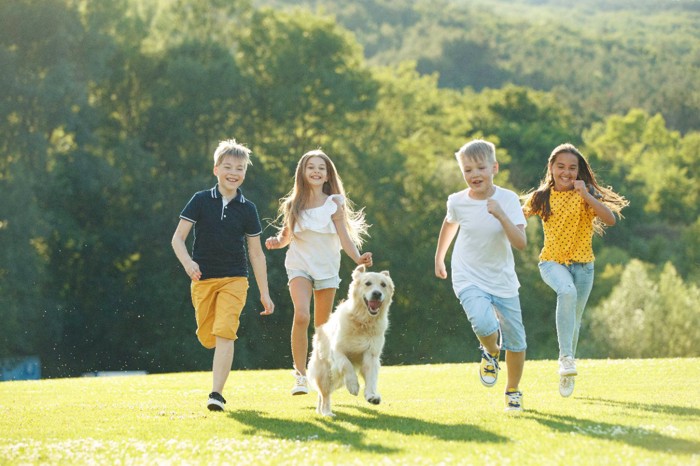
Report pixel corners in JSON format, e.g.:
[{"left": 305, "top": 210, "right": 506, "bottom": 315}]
[{"left": 190, "top": 277, "right": 249, "bottom": 349}]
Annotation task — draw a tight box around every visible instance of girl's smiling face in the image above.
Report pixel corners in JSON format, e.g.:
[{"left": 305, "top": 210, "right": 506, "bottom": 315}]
[
  {"left": 550, "top": 151, "right": 579, "bottom": 191},
  {"left": 304, "top": 156, "right": 329, "bottom": 187}
]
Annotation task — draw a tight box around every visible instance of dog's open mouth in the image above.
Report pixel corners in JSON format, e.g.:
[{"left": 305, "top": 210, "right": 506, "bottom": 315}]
[{"left": 364, "top": 298, "right": 382, "bottom": 315}]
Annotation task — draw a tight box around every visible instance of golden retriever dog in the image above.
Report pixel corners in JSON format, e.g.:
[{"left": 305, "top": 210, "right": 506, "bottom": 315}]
[{"left": 307, "top": 264, "right": 394, "bottom": 417}]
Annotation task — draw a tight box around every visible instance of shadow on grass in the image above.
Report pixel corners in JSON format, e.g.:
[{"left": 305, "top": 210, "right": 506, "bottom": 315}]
[
  {"left": 579, "top": 397, "right": 700, "bottom": 418},
  {"left": 525, "top": 409, "right": 699, "bottom": 455},
  {"left": 228, "top": 405, "right": 506, "bottom": 453}
]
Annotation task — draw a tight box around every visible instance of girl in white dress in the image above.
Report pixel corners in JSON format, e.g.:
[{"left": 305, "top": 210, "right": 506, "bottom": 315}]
[{"left": 266, "top": 150, "right": 373, "bottom": 394}]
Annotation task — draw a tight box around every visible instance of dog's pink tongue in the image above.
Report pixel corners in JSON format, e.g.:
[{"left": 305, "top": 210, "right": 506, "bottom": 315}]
[{"left": 368, "top": 300, "right": 381, "bottom": 311}]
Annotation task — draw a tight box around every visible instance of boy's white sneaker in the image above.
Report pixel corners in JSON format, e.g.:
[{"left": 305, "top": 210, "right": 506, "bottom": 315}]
[
  {"left": 291, "top": 371, "right": 309, "bottom": 395},
  {"left": 559, "top": 356, "right": 578, "bottom": 376},
  {"left": 504, "top": 389, "right": 523, "bottom": 412},
  {"left": 559, "top": 376, "right": 575, "bottom": 397}
]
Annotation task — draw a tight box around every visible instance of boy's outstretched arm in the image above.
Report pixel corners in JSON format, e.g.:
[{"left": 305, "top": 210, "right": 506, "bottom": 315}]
[
  {"left": 247, "top": 235, "right": 275, "bottom": 315},
  {"left": 435, "top": 218, "right": 458, "bottom": 279}
]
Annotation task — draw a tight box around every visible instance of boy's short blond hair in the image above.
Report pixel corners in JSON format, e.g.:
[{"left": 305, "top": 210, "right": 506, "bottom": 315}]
[
  {"left": 455, "top": 139, "right": 497, "bottom": 165},
  {"left": 214, "top": 139, "right": 253, "bottom": 167}
]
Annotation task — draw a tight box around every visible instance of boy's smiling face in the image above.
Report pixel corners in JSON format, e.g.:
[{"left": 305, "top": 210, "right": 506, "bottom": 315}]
[
  {"left": 213, "top": 154, "right": 247, "bottom": 197},
  {"left": 459, "top": 156, "right": 498, "bottom": 200}
]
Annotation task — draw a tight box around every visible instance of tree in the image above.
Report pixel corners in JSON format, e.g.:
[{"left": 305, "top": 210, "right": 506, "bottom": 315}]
[
  {"left": 586, "top": 260, "right": 700, "bottom": 358},
  {"left": 583, "top": 109, "right": 700, "bottom": 273},
  {"left": 0, "top": 0, "right": 97, "bottom": 361},
  {"left": 417, "top": 37, "right": 508, "bottom": 91},
  {"left": 469, "top": 85, "right": 577, "bottom": 192}
]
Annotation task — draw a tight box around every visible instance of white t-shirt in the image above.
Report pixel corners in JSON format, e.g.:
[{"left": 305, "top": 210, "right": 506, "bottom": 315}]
[
  {"left": 446, "top": 186, "right": 526, "bottom": 298},
  {"left": 285, "top": 195, "right": 343, "bottom": 280}
]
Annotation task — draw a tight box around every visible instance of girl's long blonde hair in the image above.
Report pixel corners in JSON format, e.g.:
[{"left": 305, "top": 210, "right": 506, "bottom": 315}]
[
  {"left": 522, "top": 143, "right": 629, "bottom": 235},
  {"left": 275, "top": 150, "right": 369, "bottom": 247}
]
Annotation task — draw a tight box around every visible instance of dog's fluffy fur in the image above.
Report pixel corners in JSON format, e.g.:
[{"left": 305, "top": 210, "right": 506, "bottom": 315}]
[{"left": 308, "top": 265, "right": 394, "bottom": 417}]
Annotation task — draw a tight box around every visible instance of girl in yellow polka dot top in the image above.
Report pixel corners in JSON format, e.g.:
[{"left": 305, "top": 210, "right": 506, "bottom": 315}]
[{"left": 522, "top": 143, "right": 628, "bottom": 398}]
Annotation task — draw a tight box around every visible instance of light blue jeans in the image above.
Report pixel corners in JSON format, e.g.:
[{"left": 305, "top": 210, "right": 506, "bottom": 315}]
[
  {"left": 538, "top": 261, "right": 594, "bottom": 359},
  {"left": 458, "top": 286, "right": 527, "bottom": 352}
]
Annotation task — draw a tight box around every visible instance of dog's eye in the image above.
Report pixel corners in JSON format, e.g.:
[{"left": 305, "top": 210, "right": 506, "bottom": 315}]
[
  {"left": 381, "top": 282, "right": 386, "bottom": 287},
  {"left": 365, "top": 281, "right": 372, "bottom": 286}
]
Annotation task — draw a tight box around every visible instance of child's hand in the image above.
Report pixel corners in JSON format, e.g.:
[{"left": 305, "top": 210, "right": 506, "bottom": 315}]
[
  {"left": 573, "top": 180, "right": 588, "bottom": 196},
  {"left": 186, "top": 261, "right": 202, "bottom": 281},
  {"left": 486, "top": 198, "right": 505, "bottom": 220},
  {"left": 357, "top": 252, "right": 373, "bottom": 267},
  {"left": 435, "top": 262, "right": 448, "bottom": 279},
  {"left": 259, "top": 294, "right": 275, "bottom": 315},
  {"left": 265, "top": 236, "right": 281, "bottom": 250}
]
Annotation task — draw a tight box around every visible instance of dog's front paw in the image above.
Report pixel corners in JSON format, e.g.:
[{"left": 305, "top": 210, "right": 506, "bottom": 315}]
[
  {"left": 345, "top": 378, "right": 360, "bottom": 396},
  {"left": 366, "top": 394, "right": 381, "bottom": 405}
]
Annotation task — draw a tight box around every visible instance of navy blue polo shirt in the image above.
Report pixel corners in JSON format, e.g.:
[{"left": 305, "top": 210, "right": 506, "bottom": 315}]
[{"left": 180, "top": 185, "right": 262, "bottom": 280}]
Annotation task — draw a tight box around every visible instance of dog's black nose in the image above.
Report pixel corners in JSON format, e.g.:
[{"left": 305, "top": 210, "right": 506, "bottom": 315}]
[{"left": 371, "top": 291, "right": 383, "bottom": 300}]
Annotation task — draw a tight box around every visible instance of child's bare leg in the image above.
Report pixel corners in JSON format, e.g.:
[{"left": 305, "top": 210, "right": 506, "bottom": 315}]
[
  {"left": 312, "top": 288, "right": 336, "bottom": 327},
  {"left": 477, "top": 331, "right": 500, "bottom": 355},
  {"left": 289, "top": 277, "right": 313, "bottom": 375},
  {"left": 505, "top": 350, "right": 525, "bottom": 391},
  {"left": 212, "top": 336, "right": 234, "bottom": 393}
]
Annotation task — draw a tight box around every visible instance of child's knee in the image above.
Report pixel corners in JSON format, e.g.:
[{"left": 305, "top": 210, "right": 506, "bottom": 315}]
[
  {"left": 558, "top": 283, "right": 577, "bottom": 300},
  {"left": 293, "top": 310, "right": 311, "bottom": 327},
  {"left": 471, "top": 317, "right": 499, "bottom": 339}
]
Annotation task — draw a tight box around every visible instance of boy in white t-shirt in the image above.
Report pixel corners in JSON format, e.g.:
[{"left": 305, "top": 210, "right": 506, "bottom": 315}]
[{"left": 434, "top": 139, "right": 527, "bottom": 412}]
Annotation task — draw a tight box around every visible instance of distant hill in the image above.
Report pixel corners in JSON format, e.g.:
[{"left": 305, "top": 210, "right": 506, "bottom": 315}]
[{"left": 255, "top": 0, "right": 700, "bottom": 133}]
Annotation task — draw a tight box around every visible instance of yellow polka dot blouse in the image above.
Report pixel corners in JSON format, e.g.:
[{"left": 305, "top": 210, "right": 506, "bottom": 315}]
[{"left": 539, "top": 190, "right": 596, "bottom": 264}]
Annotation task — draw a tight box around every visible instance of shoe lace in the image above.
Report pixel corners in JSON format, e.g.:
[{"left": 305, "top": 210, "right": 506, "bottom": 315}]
[
  {"left": 482, "top": 351, "right": 500, "bottom": 374},
  {"left": 506, "top": 391, "right": 522, "bottom": 408}
]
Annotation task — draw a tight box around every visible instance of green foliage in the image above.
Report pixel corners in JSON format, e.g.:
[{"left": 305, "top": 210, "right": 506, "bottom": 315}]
[
  {"left": 260, "top": 0, "right": 700, "bottom": 134},
  {"left": 1, "top": 0, "right": 699, "bottom": 376},
  {"left": 0, "top": 0, "right": 94, "bottom": 358},
  {"left": 586, "top": 260, "right": 700, "bottom": 358},
  {"left": 582, "top": 109, "right": 700, "bottom": 276},
  {"left": 584, "top": 109, "right": 699, "bottom": 223},
  {"left": 466, "top": 85, "right": 576, "bottom": 191}
]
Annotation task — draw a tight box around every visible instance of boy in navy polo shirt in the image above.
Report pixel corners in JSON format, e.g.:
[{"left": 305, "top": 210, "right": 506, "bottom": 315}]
[{"left": 172, "top": 139, "right": 275, "bottom": 411}]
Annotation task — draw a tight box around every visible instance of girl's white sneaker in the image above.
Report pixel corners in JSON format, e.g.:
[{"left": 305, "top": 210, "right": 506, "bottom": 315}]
[
  {"left": 559, "top": 356, "right": 578, "bottom": 376},
  {"left": 291, "top": 371, "right": 309, "bottom": 395},
  {"left": 559, "top": 376, "right": 575, "bottom": 397}
]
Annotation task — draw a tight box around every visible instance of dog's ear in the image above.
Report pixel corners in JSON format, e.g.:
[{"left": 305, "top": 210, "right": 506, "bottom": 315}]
[
  {"left": 353, "top": 264, "right": 366, "bottom": 279},
  {"left": 380, "top": 270, "right": 390, "bottom": 277}
]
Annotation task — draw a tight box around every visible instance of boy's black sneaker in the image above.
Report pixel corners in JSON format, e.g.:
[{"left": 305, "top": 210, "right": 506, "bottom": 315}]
[{"left": 207, "top": 392, "right": 226, "bottom": 411}]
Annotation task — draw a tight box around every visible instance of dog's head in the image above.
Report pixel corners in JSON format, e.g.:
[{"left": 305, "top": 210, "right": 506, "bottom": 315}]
[{"left": 350, "top": 264, "right": 394, "bottom": 317}]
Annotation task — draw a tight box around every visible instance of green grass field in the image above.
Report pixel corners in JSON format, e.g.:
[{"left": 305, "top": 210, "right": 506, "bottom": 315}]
[{"left": 1, "top": 358, "right": 698, "bottom": 465}]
